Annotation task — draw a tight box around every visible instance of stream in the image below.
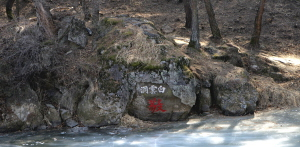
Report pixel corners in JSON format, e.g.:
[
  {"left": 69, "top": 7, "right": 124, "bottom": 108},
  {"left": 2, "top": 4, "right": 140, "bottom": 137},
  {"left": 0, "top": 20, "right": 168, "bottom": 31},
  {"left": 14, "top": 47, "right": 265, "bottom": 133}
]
[{"left": 1, "top": 108, "right": 300, "bottom": 147}]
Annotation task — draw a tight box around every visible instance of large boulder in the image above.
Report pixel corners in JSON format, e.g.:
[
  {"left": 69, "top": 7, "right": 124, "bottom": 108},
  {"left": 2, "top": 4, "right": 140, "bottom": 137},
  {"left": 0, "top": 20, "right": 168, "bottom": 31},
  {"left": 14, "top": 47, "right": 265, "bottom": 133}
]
[
  {"left": 58, "top": 17, "right": 88, "bottom": 48},
  {"left": 77, "top": 65, "right": 130, "bottom": 127},
  {"left": 127, "top": 61, "right": 198, "bottom": 121},
  {"left": 0, "top": 84, "right": 43, "bottom": 132},
  {"left": 214, "top": 67, "right": 258, "bottom": 116}
]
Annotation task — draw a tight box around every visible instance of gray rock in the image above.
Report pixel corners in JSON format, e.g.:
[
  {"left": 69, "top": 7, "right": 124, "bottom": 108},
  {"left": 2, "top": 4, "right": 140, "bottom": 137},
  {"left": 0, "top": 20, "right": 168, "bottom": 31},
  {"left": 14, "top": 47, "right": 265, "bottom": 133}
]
[
  {"left": 161, "top": 25, "right": 175, "bottom": 34},
  {"left": 214, "top": 67, "right": 258, "bottom": 116},
  {"left": 67, "top": 126, "right": 88, "bottom": 133},
  {"left": 199, "top": 88, "right": 211, "bottom": 113},
  {"left": 66, "top": 119, "right": 78, "bottom": 127},
  {"left": 0, "top": 84, "right": 43, "bottom": 132},
  {"left": 77, "top": 75, "right": 129, "bottom": 127},
  {"left": 45, "top": 104, "right": 61, "bottom": 127},
  {"left": 58, "top": 17, "right": 88, "bottom": 48},
  {"left": 60, "top": 109, "right": 72, "bottom": 121},
  {"left": 127, "top": 61, "right": 197, "bottom": 121}
]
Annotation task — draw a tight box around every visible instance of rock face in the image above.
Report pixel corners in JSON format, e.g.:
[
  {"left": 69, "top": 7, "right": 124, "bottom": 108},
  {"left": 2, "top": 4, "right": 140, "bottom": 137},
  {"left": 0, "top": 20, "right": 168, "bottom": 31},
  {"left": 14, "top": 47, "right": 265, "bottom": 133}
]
[
  {"left": 127, "top": 61, "right": 198, "bottom": 121},
  {"left": 214, "top": 67, "right": 258, "bottom": 116},
  {"left": 58, "top": 17, "right": 88, "bottom": 48},
  {"left": 77, "top": 78, "right": 129, "bottom": 127}
]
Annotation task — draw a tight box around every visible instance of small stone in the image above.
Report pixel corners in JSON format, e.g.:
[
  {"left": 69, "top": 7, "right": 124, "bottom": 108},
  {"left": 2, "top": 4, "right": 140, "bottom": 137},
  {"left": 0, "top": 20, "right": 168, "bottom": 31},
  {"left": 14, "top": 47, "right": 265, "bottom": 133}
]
[
  {"left": 161, "top": 25, "right": 175, "bottom": 34},
  {"left": 66, "top": 119, "right": 78, "bottom": 127}
]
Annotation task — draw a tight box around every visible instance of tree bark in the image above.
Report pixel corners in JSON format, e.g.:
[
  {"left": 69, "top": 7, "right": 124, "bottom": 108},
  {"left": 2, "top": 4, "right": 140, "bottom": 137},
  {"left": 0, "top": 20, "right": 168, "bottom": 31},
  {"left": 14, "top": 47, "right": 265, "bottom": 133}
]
[
  {"left": 6, "top": 0, "right": 15, "bottom": 20},
  {"left": 92, "top": 0, "right": 100, "bottom": 26},
  {"left": 188, "top": 0, "right": 200, "bottom": 49},
  {"left": 204, "top": 0, "right": 221, "bottom": 39},
  {"left": 250, "top": 0, "right": 266, "bottom": 48},
  {"left": 81, "top": 0, "right": 91, "bottom": 21},
  {"left": 34, "top": 0, "right": 56, "bottom": 38},
  {"left": 184, "top": 0, "right": 192, "bottom": 28},
  {"left": 16, "top": 0, "right": 20, "bottom": 19}
]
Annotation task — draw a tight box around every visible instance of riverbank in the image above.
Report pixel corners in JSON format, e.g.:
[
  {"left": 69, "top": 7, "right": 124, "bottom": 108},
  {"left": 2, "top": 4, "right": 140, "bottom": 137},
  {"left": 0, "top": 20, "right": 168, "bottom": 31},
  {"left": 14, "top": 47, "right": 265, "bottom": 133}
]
[{"left": 1, "top": 107, "right": 300, "bottom": 146}]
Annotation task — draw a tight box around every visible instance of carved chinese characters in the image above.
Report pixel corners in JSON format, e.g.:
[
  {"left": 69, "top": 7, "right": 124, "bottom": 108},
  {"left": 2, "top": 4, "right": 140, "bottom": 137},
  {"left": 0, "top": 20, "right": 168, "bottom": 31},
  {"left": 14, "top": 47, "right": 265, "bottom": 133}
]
[
  {"left": 139, "top": 85, "right": 166, "bottom": 94},
  {"left": 138, "top": 84, "right": 168, "bottom": 113}
]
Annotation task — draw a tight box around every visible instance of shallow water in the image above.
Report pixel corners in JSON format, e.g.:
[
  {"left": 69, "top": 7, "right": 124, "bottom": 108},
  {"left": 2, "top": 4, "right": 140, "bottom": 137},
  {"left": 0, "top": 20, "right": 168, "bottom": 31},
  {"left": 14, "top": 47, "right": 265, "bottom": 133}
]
[{"left": 1, "top": 108, "right": 300, "bottom": 147}]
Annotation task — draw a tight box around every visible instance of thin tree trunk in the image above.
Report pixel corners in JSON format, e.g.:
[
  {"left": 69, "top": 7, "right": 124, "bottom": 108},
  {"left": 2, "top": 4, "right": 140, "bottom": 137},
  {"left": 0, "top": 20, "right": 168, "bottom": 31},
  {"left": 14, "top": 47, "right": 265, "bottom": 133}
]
[
  {"left": 81, "top": 0, "right": 91, "bottom": 21},
  {"left": 92, "top": 0, "right": 100, "bottom": 26},
  {"left": 6, "top": 0, "right": 15, "bottom": 20},
  {"left": 34, "top": 0, "right": 56, "bottom": 38},
  {"left": 204, "top": 0, "right": 221, "bottom": 39},
  {"left": 250, "top": 0, "right": 266, "bottom": 48},
  {"left": 16, "top": 0, "right": 20, "bottom": 19},
  {"left": 188, "top": 0, "right": 200, "bottom": 49},
  {"left": 184, "top": 0, "right": 192, "bottom": 28}
]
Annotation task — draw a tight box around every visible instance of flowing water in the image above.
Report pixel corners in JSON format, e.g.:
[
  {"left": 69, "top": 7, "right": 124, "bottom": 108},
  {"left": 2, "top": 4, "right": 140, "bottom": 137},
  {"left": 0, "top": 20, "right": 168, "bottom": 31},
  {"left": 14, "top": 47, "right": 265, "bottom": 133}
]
[{"left": 1, "top": 108, "right": 300, "bottom": 147}]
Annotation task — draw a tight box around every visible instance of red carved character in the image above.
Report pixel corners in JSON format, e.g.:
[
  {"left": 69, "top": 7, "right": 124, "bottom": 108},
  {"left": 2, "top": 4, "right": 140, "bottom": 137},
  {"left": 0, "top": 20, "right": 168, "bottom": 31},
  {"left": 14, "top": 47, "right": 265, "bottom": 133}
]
[{"left": 148, "top": 98, "right": 166, "bottom": 113}]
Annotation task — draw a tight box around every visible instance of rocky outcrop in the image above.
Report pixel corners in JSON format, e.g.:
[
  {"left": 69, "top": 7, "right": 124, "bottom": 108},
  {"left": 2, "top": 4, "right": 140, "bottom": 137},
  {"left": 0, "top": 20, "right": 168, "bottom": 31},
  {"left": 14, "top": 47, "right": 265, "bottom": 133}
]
[{"left": 0, "top": 16, "right": 268, "bottom": 133}]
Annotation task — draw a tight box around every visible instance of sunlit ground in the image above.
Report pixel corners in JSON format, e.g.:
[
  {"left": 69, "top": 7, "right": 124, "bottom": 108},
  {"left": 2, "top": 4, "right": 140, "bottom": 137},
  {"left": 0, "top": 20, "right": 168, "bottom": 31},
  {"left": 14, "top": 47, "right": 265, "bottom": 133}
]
[{"left": 268, "top": 56, "right": 300, "bottom": 66}]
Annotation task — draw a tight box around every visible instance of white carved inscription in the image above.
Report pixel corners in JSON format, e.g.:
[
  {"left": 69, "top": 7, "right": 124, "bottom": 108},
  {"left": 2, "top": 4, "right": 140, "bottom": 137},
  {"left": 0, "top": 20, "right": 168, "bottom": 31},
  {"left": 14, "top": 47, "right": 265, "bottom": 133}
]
[
  {"left": 149, "top": 85, "right": 157, "bottom": 94},
  {"left": 140, "top": 85, "right": 166, "bottom": 94},
  {"left": 140, "top": 86, "right": 149, "bottom": 94},
  {"left": 158, "top": 86, "right": 166, "bottom": 93}
]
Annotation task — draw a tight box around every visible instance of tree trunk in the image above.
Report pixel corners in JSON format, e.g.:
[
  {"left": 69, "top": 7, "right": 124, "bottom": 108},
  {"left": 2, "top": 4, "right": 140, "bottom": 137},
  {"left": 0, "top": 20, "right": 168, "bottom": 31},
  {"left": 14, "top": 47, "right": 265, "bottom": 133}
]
[
  {"left": 184, "top": 0, "right": 192, "bottom": 28},
  {"left": 92, "top": 0, "right": 100, "bottom": 26},
  {"left": 250, "top": 0, "right": 266, "bottom": 48},
  {"left": 6, "top": 0, "right": 15, "bottom": 20},
  {"left": 16, "top": 0, "right": 20, "bottom": 19},
  {"left": 34, "top": 0, "right": 56, "bottom": 38},
  {"left": 81, "top": 0, "right": 91, "bottom": 21},
  {"left": 204, "top": 0, "right": 221, "bottom": 39},
  {"left": 188, "top": 0, "right": 200, "bottom": 49}
]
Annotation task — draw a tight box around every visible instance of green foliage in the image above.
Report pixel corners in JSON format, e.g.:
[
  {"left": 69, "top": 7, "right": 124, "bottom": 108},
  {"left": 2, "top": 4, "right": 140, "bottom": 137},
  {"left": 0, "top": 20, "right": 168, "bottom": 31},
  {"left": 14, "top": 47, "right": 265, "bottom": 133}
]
[
  {"left": 103, "top": 17, "right": 123, "bottom": 26},
  {"left": 122, "top": 30, "right": 134, "bottom": 37},
  {"left": 42, "top": 40, "right": 55, "bottom": 46},
  {"left": 129, "top": 61, "right": 163, "bottom": 71},
  {"left": 143, "top": 64, "right": 163, "bottom": 71},
  {"left": 182, "top": 65, "right": 194, "bottom": 78}
]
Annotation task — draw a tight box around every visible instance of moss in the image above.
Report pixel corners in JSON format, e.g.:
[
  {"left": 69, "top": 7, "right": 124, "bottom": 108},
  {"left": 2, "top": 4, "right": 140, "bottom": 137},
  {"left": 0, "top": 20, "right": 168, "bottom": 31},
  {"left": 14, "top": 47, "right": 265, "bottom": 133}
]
[
  {"left": 122, "top": 30, "right": 134, "bottom": 37},
  {"left": 130, "top": 61, "right": 145, "bottom": 68},
  {"left": 107, "top": 55, "right": 117, "bottom": 61},
  {"left": 42, "top": 40, "right": 55, "bottom": 46},
  {"left": 103, "top": 17, "right": 123, "bottom": 26},
  {"left": 142, "top": 64, "right": 163, "bottom": 71},
  {"left": 182, "top": 65, "right": 194, "bottom": 78},
  {"left": 128, "top": 61, "right": 163, "bottom": 71}
]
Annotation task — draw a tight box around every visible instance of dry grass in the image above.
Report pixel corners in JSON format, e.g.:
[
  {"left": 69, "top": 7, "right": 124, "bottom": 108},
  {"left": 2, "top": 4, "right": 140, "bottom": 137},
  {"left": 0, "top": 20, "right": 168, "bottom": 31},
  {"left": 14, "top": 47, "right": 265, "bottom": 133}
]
[
  {"left": 116, "top": 31, "right": 160, "bottom": 64},
  {"left": 0, "top": 21, "right": 55, "bottom": 81},
  {"left": 251, "top": 76, "right": 300, "bottom": 109},
  {"left": 116, "top": 27, "right": 174, "bottom": 65}
]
